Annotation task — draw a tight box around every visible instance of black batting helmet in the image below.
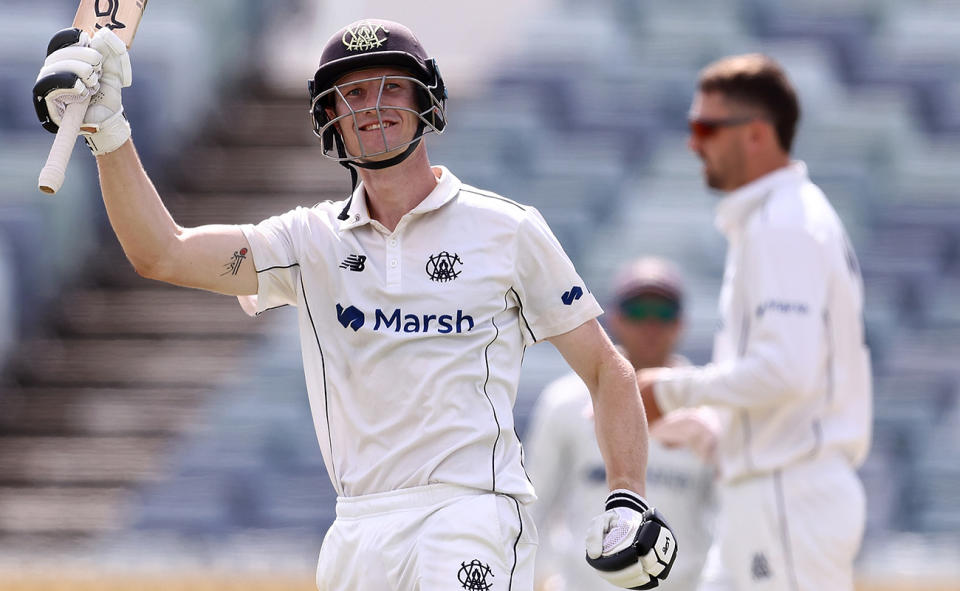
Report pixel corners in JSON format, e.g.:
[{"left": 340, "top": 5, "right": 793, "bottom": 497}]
[{"left": 308, "top": 19, "right": 448, "bottom": 162}]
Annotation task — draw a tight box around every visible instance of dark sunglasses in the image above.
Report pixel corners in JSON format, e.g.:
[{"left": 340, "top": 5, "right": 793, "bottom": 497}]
[
  {"left": 688, "top": 116, "right": 756, "bottom": 140},
  {"left": 619, "top": 297, "right": 681, "bottom": 322}
]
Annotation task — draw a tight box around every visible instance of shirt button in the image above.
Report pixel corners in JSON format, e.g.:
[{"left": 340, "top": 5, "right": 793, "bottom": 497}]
[
  {"left": 389, "top": 239, "right": 397, "bottom": 246},
  {"left": 390, "top": 259, "right": 398, "bottom": 268}
]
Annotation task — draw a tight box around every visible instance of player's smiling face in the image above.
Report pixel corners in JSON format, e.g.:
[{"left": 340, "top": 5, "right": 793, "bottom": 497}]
[{"left": 327, "top": 67, "right": 422, "bottom": 162}]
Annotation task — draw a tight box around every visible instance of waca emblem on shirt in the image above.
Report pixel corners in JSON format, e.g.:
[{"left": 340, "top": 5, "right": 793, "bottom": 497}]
[
  {"left": 426, "top": 251, "right": 463, "bottom": 282},
  {"left": 458, "top": 559, "right": 493, "bottom": 590}
]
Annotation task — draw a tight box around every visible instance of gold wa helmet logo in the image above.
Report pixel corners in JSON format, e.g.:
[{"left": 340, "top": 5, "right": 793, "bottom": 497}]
[{"left": 342, "top": 22, "right": 390, "bottom": 52}]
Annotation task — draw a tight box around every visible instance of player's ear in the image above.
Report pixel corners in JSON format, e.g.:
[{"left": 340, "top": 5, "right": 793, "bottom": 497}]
[
  {"left": 324, "top": 106, "right": 342, "bottom": 132},
  {"left": 753, "top": 119, "right": 776, "bottom": 149}
]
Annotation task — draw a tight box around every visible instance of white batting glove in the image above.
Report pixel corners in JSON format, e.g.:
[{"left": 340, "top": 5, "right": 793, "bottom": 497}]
[
  {"left": 33, "top": 27, "right": 132, "bottom": 155},
  {"left": 585, "top": 490, "right": 677, "bottom": 589}
]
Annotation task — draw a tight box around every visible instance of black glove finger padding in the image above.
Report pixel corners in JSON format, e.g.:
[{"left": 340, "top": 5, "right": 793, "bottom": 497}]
[
  {"left": 636, "top": 519, "right": 663, "bottom": 552},
  {"left": 33, "top": 28, "right": 87, "bottom": 133},
  {"left": 33, "top": 73, "right": 84, "bottom": 133},
  {"left": 638, "top": 509, "right": 678, "bottom": 580},
  {"left": 585, "top": 544, "right": 641, "bottom": 573},
  {"left": 46, "top": 28, "right": 85, "bottom": 57}
]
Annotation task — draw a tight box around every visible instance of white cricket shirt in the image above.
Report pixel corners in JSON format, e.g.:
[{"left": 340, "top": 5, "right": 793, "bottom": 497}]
[
  {"left": 654, "top": 162, "right": 873, "bottom": 484},
  {"left": 526, "top": 372, "right": 716, "bottom": 591},
  {"left": 239, "top": 166, "right": 602, "bottom": 500}
]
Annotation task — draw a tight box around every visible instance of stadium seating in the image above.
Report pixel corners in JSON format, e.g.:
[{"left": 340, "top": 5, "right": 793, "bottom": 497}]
[{"left": 0, "top": 0, "right": 957, "bottom": 582}]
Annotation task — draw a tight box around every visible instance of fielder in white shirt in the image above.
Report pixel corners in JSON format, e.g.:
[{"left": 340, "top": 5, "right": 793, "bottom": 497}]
[
  {"left": 33, "top": 17, "right": 679, "bottom": 591},
  {"left": 638, "top": 55, "right": 872, "bottom": 591},
  {"left": 526, "top": 258, "right": 719, "bottom": 591}
]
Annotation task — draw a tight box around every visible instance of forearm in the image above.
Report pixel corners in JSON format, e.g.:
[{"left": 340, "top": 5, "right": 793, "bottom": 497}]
[
  {"left": 655, "top": 353, "right": 801, "bottom": 413},
  {"left": 96, "top": 140, "right": 180, "bottom": 276},
  {"left": 592, "top": 354, "right": 648, "bottom": 495}
]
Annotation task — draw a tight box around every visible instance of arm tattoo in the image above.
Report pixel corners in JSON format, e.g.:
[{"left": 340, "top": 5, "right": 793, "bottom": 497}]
[{"left": 221, "top": 247, "right": 248, "bottom": 276}]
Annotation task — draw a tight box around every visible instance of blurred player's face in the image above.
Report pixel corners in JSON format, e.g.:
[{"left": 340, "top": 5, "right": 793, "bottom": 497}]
[
  {"left": 687, "top": 91, "right": 756, "bottom": 191},
  {"left": 327, "top": 67, "right": 423, "bottom": 162},
  {"left": 610, "top": 295, "right": 683, "bottom": 370}
]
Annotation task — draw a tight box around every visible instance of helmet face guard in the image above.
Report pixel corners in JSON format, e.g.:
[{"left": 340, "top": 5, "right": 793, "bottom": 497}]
[
  {"left": 309, "top": 70, "right": 447, "bottom": 163},
  {"left": 307, "top": 19, "right": 448, "bottom": 167}
]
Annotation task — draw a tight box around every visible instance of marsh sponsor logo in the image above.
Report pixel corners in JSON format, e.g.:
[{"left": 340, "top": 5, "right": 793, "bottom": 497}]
[
  {"left": 374, "top": 307, "right": 474, "bottom": 333},
  {"left": 336, "top": 304, "right": 365, "bottom": 331},
  {"left": 336, "top": 304, "right": 475, "bottom": 334},
  {"left": 561, "top": 286, "right": 583, "bottom": 305},
  {"left": 755, "top": 300, "right": 809, "bottom": 318}
]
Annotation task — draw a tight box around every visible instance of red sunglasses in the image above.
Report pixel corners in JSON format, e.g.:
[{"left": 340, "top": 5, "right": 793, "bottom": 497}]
[{"left": 688, "top": 116, "right": 757, "bottom": 140}]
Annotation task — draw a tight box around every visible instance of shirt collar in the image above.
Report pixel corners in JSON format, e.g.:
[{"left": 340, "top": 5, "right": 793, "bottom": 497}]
[
  {"left": 714, "top": 160, "right": 808, "bottom": 237},
  {"left": 338, "top": 165, "right": 462, "bottom": 230},
  {"left": 337, "top": 182, "right": 373, "bottom": 229}
]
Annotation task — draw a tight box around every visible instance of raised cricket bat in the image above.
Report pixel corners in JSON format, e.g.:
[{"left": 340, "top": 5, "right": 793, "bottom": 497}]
[{"left": 37, "top": 0, "right": 148, "bottom": 194}]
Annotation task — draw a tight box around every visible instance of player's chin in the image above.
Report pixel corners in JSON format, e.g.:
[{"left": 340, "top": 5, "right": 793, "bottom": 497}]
[
  {"left": 356, "top": 139, "right": 417, "bottom": 162},
  {"left": 704, "top": 169, "right": 726, "bottom": 190}
]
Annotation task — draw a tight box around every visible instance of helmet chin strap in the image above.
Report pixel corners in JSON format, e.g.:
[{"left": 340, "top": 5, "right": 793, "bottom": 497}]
[{"left": 336, "top": 121, "right": 426, "bottom": 221}]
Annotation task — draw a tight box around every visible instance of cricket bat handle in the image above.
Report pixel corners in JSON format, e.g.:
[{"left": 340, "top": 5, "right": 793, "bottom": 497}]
[{"left": 38, "top": 97, "right": 90, "bottom": 194}]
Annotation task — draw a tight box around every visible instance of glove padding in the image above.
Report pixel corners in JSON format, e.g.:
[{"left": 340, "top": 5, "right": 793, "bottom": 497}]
[
  {"left": 33, "top": 26, "right": 132, "bottom": 155},
  {"left": 585, "top": 490, "right": 677, "bottom": 589}
]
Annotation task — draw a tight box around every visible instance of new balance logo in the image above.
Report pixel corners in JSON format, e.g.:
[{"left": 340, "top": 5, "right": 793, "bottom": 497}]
[
  {"left": 336, "top": 304, "right": 365, "bottom": 331},
  {"left": 751, "top": 552, "right": 771, "bottom": 580},
  {"left": 335, "top": 304, "right": 475, "bottom": 334},
  {"left": 339, "top": 254, "right": 366, "bottom": 272},
  {"left": 561, "top": 286, "right": 583, "bottom": 305}
]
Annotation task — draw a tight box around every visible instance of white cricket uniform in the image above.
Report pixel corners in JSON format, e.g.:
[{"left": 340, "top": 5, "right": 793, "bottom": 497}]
[
  {"left": 239, "top": 166, "right": 602, "bottom": 590},
  {"left": 653, "top": 162, "right": 871, "bottom": 591},
  {"left": 525, "top": 371, "right": 716, "bottom": 591}
]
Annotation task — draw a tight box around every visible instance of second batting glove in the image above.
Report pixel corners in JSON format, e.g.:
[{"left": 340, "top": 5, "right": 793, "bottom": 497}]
[
  {"left": 33, "top": 26, "right": 132, "bottom": 155},
  {"left": 585, "top": 490, "right": 678, "bottom": 589}
]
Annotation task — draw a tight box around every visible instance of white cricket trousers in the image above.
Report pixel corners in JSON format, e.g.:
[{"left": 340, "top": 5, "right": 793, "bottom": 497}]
[
  {"left": 698, "top": 452, "right": 865, "bottom": 591},
  {"left": 316, "top": 483, "right": 538, "bottom": 591}
]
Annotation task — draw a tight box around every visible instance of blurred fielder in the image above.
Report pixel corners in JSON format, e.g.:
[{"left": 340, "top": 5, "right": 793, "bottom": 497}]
[
  {"left": 33, "top": 17, "right": 678, "bottom": 591},
  {"left": 637, "top": 54, "right": 872, "bottom": 591},
  {"left": 526, "top": 258, "right": 718, "bottom": 591}
]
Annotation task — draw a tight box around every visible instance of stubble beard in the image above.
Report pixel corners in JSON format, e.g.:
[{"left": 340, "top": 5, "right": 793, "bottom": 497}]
[{"left": 704, "top": 165, "right": 725, "bottom": 190}]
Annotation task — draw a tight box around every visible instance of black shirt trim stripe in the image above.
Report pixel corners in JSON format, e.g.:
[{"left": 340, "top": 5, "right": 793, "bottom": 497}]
[
  {"left": 255, "top": 303, "right": 289, "bottom": 316},
  {"left": 299, "top": 273, "right": 340, "bottom": 493},
  {"left": 507, "top": 494, "right": 523, "bottom": 591},
  {"left": 256, "top": 262, "right": 300, "bottom": 274},
  {"left": 509, "top": 287, "right": 537, "bottom": 342},
  {"left": 459, "top": 187, "right": 527, "bottom": 211},
  {"left": 482, "top": 295, "right": 506, "bottom": 491}
]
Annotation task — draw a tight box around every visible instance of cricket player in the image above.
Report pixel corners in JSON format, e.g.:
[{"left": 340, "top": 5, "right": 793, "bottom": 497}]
[
  {"left": 526, "top": 258, "right": 718, "bottom": 591},
  {"left": 637, "top": 54, "right": 872, "bottom": 591},
  {"left": 32, "top": 18, "right": 677, "bottom": 590}
]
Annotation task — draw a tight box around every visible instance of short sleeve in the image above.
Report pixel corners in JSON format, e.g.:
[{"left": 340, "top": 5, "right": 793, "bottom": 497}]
[
  {"left": 239, "top": 208, "right": 305, "bottom": 314},
  {"left": 512, "top": 208, "right": 602, "bottom": 344}
]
